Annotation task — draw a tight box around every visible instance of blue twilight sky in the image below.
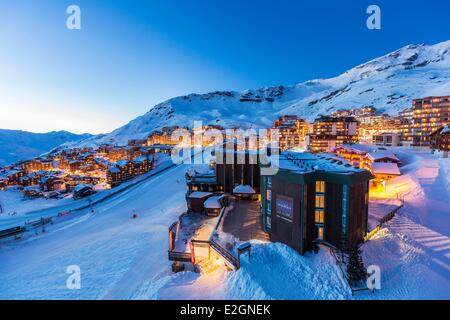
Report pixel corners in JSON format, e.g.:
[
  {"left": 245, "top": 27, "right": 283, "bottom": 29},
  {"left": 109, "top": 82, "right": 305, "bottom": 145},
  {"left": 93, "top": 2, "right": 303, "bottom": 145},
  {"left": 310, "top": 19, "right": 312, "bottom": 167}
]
[{"left": 0, "top": 0, "right": 449, "bottom": 134}]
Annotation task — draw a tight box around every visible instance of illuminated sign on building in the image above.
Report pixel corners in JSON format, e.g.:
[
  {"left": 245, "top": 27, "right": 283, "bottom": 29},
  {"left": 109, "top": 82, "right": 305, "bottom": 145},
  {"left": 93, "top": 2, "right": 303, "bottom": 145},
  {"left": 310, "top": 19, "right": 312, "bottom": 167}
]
[{"left": 276, "top": 195, "right": 294, "bottom": 221}]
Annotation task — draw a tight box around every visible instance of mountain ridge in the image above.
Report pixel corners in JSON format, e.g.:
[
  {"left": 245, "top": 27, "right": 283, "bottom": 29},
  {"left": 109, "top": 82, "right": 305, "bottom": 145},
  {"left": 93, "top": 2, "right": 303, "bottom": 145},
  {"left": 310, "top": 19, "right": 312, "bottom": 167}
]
[
  {"left": 0, "top": 129, "right": 92, "bottom": 167},
  {"left": 78, "top": 40, "right": 450, "bottom": 146}
]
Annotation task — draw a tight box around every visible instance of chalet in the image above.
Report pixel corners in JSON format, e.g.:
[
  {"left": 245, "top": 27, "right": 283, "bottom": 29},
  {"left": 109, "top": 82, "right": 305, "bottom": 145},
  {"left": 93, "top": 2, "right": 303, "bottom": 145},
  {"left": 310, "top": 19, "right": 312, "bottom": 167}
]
[
  {"left": 333, "top": 144, "right": 376, "bottom": 168},
  {"left": 65, "top": 175, "right": 100, "bottom": 191},
  {"left": 126, "top": 146, "right": 142, "bottom": 160},
  {"left": 73, "top": 184, "right": 95, "bottom": 200},
  {"left": 77, "top": 152, "right": 95, "bottom": 163},
  {"left": 260, "top": 152, "right": 374, "bottom": 254},
  {"left": 93, "top": 158, "right": 113, "bottom": 170},
  {"left": 56, "top": 158, "right": 70, "bottom": 170},
  {"left": 19, "top": 172, "right": 40, "bottom": 187},
  {"left": 3, "top": 169, "right": 26, "bottom": 186},
  {"left": 133, "top": 156, "right": 151, "bottom": 176},
  {"left": 116, "top": 160, "right": 134, "bottom": 180},
  {"left": 79, "top": 163, "right": 95, "bottom": 174},
  {"left": 97, "top": 144, "right": 114, "bottom": 154},
  {"left": 364, "top": 151, "right": 401, "bottom": 183},
  {"left": 108, "top": 147, "right": 128, "bottom": 162},
  {"left": 365, "top": 151, "right": 400, "bottom": 167},
  {"left": 372, "top": 162, "right": 401, "bottom": 183},
  {"left": 69, "top": 160, "right": 83, "bottom": 173},
  {"left": 40, "top": 175, "right": 66, "bottom": 192},
  {"left": 22, "top": 159, "right": 54, "bottom": 171},
  {"left": 430, "top": 125, "right": 450, "bottom": 158},
  {"left": 139, "top": 146, "right": 156, "bottom": 157},
  {"left": 107, "top": 166, "right": 122, "bottom": 187},
  {"left": 23, "top": 185, "right": 42, "bottom": 198}
]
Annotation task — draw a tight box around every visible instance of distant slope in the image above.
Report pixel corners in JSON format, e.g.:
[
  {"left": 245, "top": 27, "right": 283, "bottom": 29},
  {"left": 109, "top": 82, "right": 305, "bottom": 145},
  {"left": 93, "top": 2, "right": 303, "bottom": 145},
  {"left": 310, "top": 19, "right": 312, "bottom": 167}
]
[
  {"left": 87, "top": 40, "right": 450, "bottom": 146},
  {"left": 0, "top": 130, "right": 92, "bottom": 167}
]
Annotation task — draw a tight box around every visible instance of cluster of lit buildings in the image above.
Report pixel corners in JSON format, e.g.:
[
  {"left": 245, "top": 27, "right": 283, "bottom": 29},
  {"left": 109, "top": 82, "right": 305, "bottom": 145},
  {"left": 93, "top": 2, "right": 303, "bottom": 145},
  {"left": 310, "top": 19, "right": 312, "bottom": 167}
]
[
  {"left": 268, "top": 95, "right": 450, "bottom": 157},
  {"left": 0, "top": 143, "right": 156, "bottom": 198}
]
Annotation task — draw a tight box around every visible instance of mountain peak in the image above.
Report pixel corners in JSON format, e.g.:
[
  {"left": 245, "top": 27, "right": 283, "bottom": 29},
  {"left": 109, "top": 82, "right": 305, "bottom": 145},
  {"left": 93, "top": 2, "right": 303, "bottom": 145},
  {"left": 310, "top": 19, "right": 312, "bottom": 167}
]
[{"left": 86, "top": 40, "right": 450, "bottom": 146}]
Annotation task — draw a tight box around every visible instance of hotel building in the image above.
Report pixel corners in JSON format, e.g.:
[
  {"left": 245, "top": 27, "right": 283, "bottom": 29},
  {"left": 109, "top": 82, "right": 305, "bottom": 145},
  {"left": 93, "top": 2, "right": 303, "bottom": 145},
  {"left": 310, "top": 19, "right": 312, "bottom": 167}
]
[
  {"left": 308, "top": 116, "right": 359, "bottom": 153},
  {"left": 260, "top": 152, "right": 373, "bottom": 254},
  {"left": 272, "top": 115, "right": 309, "bottom": 151},
  {"left": 412, "top": 96, "right": 450, "bottom": 146}
]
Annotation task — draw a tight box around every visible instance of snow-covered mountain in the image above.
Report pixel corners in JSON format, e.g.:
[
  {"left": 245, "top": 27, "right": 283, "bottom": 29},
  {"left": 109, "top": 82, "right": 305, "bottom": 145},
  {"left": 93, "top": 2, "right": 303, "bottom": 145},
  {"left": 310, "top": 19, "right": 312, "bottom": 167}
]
[
  {"left": 89, "top": 40, "right": 450, "bottom": 145},
  {"left": 0, "top": 130, "right": 92, "bottom": 167}
]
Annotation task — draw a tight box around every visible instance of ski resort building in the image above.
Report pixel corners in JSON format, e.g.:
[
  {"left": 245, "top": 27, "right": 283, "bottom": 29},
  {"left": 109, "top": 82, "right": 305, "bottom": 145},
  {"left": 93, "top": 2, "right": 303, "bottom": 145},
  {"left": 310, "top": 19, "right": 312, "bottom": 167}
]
[
  {"left": 430, "top": 124, "right": 450, "bottom": 158},
  {"left": 271, "top": 115, "right": 309, "bottom": 151},
  {"left": 398, "top": 108, "right": 414, "bottom": 144},
  {"left": 260, "top": 152, "right": 373, "bottom": 254},
  {"left": 372, "top": 133, "right": 401, "bottom": 147},
  {"left": 308, "top": 116, "right": 359, "bottom": 153},
  {"left": 412, "top": 96, "right": 450, "bottom": 146}
]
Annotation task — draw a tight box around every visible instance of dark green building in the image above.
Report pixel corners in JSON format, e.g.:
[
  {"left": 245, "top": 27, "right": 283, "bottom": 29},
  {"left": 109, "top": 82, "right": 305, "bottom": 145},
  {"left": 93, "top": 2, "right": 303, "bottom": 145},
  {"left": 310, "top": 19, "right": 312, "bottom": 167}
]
[{"left": 260, "top": 152, "right": 374, "bottom": 254}]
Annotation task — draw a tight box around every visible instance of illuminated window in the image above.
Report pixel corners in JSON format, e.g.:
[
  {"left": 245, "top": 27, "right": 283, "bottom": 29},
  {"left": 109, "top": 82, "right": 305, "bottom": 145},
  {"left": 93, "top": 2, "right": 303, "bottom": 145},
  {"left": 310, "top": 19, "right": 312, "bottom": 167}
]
[
  {"left": 318, "top": 226, "right": 324, "bottom": 240},
  {"left": 316, "top": 180, "right": 325, "bottom": 193},
  {"left": 315, "top": 209, "right": 325, "bottom": 224},
  {"left": 315, "top": 195, "right": 325, "bottom": 208}
]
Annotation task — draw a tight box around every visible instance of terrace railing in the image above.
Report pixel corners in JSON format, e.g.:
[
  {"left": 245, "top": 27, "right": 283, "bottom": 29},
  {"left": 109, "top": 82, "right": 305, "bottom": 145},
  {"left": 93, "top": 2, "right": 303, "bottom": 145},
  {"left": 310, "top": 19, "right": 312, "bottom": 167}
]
[
  {"left": 168, "top": 250, "right": 192, "bottom": 263},
  {"left": 210, "top": 239, "right": 240, "bottom": 270}
]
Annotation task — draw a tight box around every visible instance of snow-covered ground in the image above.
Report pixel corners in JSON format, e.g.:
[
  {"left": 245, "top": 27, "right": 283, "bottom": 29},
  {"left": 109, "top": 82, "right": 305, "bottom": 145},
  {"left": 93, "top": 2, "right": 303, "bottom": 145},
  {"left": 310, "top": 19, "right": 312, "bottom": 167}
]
[
  {"left": 360, "top": 149, "right": 450, "bottom": 299},
  {"left": 0, "top": 154, "right": 173, "bottom": 229},
  {"left": 0, "top": 148, "right": 448, "bottom": 299},
  {"left": 0, "top": 163, "right": 188, "bottom": 299}
]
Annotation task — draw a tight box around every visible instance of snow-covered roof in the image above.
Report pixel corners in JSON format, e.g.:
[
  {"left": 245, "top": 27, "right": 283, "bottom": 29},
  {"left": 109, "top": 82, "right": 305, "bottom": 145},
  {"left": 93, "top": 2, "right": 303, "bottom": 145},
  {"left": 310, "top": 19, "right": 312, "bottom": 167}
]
[
  {"left": 188, "top": 191, "right": 213, "bottom": 199},
  {"left": 372, "top": 162, "right": 401, "bottom": 176},
  {"left": 233, "top": 185, "right": 256, "bottom": 195},
  {"left": 368, "top": 151, "right": 400, "bottom": 162},
  {"left": 336, "top": 144, "right": 376, "bottom": 154},
  {"left": 204, "top": 196, "right": 223, "bottom": 209},
  {"left": 23, "top": 185, "right": 41, "bottom": 192},
  {"left": 116, "top": 160, "right": 129, "bottom": 167},
  {"left": 108, "top": 166, "right": 121, "bottom": 173},
  {"left": 280, "top": 151, "right": 362, "bottom": 173},
  {"left": 441, "top": 124, "right": 450, "bottom": 134},
  {"left": 134, "top": 156, "right": 147, "bottom": 163},
  {"left": 74, "top": 184, "right": 93, "bottom": 193}
]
